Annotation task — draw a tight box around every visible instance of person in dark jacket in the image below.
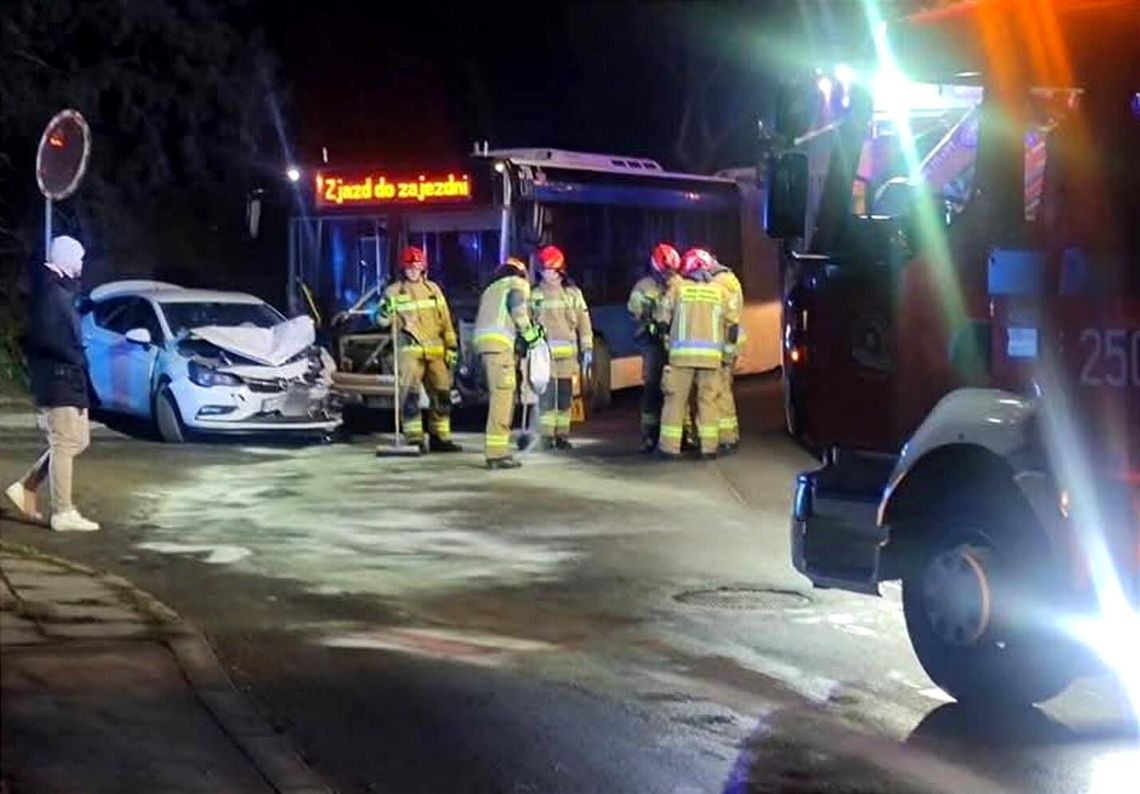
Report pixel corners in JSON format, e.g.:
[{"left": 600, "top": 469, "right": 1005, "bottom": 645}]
[{"left": 5, "top": 236, "right": 100, "bottom": 531}]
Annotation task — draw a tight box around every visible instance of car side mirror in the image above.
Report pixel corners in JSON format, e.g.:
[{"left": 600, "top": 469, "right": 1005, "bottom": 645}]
[
  {"left": 765, "top": 151, "right": 809, "bottom": 239},
  {"left": 125, "top": 327, "right": 152, "bottom": 346}
]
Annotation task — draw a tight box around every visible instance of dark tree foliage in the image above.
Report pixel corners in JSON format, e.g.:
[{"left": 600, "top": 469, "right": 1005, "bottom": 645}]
[{"left": 0, "top": 0, "right": 284, "bottom": 378}]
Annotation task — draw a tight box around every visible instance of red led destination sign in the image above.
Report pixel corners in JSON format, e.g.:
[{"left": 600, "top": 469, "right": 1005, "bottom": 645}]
[{"left": 314, "top": 170, "right": 472, "bottom": 208}]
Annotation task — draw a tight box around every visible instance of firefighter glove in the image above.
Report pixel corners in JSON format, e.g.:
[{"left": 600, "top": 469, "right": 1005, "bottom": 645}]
[
  {"left": 520, "top": 324, "right": 544, "bottom": 348},
  {"left": 370, "top": 299, "right": 389, "bottom": 325},
  {"left": 444, "top": 348, "right": 459, "bottom": 368}
]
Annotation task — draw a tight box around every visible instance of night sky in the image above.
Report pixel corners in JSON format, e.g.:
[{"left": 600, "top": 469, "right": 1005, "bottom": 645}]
[{"left": 259, "top": 0, "right": 909, "bottom": 174}]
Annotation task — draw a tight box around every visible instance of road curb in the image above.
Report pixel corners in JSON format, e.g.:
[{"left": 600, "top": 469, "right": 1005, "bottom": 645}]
[{"left": 0, "top": 540, "right": 334, "bottom": 794}]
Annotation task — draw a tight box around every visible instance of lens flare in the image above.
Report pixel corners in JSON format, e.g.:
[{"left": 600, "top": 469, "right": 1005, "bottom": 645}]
[
  {"left": 860, "top": 1, "right": 975, "bottom": 363},
  {"left": 1088, "top": 749, "right": 1140, "bottom": 794}
]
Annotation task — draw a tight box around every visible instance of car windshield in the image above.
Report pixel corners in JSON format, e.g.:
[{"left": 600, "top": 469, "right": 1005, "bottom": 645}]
[{"left": 160, "top": 301, "right": 284, "bottom": 336}]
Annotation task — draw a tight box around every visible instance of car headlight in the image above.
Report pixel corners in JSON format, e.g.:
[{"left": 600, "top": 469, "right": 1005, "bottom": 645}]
[{"left": 188, "top": 360, "right": 242, "bottom": 388}]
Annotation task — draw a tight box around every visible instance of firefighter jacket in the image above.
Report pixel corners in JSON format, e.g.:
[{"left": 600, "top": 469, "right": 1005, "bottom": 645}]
[
  {"left": 474, "top": 267, "right": 534, "bottom": 355},
  {"left": 628, "top": 273, "right": 676, "bottom": 342},
  {"left": 381, "top": 278, "right": 457, "bottom": 359},
  {"left": 531, "top": 281, "right": 593, "bottom": 362},
  {"left": 654, "top": 274, "right": 727, "bottom": 369},
  {"left": 709, "top": 266, "right": 744, "bottom": 358}
]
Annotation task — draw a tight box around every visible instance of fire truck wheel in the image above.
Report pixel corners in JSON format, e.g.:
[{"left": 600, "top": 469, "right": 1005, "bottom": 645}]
[{"left": 901, "top": 496, "right": 1075, "bottom": 707}]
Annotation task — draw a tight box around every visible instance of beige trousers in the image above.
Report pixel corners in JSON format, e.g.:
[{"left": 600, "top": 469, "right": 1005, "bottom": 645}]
[
  {"left": 715, "top": 365, "right": 739, "bottom": 445},
  {"left": 399, "top": 353, "right": 454, "bottom": 440},
  {"left": 19, "top": 407, "right": 90, "bottom": 513},
  {"left": 481, "top": 351, "right": 517, "bottom": 461},
  {"left": 659, "top": 366, "right": 720, "bottom": 455}
]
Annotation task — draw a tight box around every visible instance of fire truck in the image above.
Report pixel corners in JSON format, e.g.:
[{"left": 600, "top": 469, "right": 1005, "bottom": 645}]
[{"left": 767, "top": 0, "right": 1139, "bottom": 704}]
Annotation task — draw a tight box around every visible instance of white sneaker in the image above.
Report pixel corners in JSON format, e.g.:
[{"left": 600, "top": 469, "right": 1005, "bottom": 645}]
[
  {"left": 50, "top": 509, "right": 100, "bottom": 532},
  {"left": 5, "top": 482, "right": 43, "bottom": 521}
]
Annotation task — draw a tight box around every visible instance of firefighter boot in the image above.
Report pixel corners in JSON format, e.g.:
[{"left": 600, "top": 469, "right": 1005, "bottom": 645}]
[
  {"left": 486, "top": 457, "right": 523, "bottom": 470},
  {"left": 429, "top": 436, "right": 463, "bottom": 453}
]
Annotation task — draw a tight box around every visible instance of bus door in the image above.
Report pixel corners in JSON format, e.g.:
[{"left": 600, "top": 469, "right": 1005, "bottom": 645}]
[{"left": 357, "top": 224, "right": 390, "bottom": 302}]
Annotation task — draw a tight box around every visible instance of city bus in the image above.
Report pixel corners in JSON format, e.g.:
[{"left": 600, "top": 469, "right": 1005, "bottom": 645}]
[{"left": 285, "top": 146, "right": 780, "bottom": 408}]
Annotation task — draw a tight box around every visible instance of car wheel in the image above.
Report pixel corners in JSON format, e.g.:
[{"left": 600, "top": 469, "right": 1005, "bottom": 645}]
[
  {"left": 154, "top": 386, "right": 186, "bottom": 444},
  {"left": 901, "top": 494, "right": 1075, "bottom": 706}
]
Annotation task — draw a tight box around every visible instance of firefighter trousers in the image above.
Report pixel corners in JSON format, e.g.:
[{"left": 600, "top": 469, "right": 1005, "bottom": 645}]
[
  {"left": 640, "top": 341, "right": 665, "bottom": 444},
  {"left": 539, "top": 376, "right": 573, "bottom": 439},
  {"left": 399, "top": 352, "right": 453, "bottom": 441},
  {"left": 659, "top": 365, "right": 720, "bottom": 456},
  {"left": 481, "top": 351, "right": 517, "bottom": 461},
  {"left": 715, "top": 364, "right": 739, "bottom": 445}
]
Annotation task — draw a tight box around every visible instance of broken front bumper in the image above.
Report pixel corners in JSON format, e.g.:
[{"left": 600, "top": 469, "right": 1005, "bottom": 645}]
[{"left": 173, "top": 378, "right": 341, "bottom": 434}]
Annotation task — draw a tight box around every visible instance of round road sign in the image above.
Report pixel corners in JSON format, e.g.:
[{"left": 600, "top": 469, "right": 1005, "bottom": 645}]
[{"left": 36, "top": 109, "right": 91, "bottom": 200}]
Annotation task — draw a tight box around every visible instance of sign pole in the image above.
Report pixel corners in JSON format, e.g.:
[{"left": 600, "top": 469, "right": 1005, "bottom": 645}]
[
  {"left": 44, "top": 197, "right": 52, "bottom": 260},
  {"left": 36, "top": 109, "right": 91, "bottom": 259}
]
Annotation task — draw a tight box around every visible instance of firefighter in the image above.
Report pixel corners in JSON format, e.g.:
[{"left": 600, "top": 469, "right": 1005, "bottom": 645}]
[
  {"left": 376, "top": 246, "right": 462, "bottom": 452},
  {"left": 654, "top": 248, "right": 725, "bottom": 459},
  {"left": 708, "top": 254, "right": 744, "bottom": 454},
  {"left": 474, "top": 256, "right": 543, "bottom": 469},
  {"left": 627, "top": 242, "right": 681, "bottom": 451},
  {"left": 531, "top": 245, "right": 592, "bottom": 450}
]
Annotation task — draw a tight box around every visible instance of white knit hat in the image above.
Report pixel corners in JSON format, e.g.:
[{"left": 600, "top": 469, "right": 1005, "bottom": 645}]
[{"left": 46, "top": 235, "right": 85, "bottom": 278}]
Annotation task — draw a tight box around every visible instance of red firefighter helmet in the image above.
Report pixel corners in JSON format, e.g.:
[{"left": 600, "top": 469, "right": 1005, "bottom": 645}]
[
  {"left": 537, "top": 245, "right": 566, "bottom": 271},
  {"left": 680, "top": 247, "right": 715, "bottom": 277},
  {"left": 650, "top": 242, "right": 681, "bottom": 275},
  {"left": 401, "top": 246, "right": 428, "bottom": 271}
]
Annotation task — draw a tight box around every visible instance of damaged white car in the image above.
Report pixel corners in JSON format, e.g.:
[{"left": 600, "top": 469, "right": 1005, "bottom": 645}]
[{"left": 80, "top": 280, "right": 340, "bottom": 442}]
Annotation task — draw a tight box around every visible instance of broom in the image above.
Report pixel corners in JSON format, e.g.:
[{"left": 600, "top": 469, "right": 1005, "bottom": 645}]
[{"left": 375, "top": 309, "right": 423, "bottom": 458}]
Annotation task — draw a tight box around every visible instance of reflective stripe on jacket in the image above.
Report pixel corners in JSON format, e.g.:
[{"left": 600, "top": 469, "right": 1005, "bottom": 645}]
[
  {"left": 382, "top": 279, "right": 456, "bottom": 358},
  {"left": 531, "top": 282, "right": 593, "bottom": 360},
  {"left": 474, "top": 272, "right": 533, "bottom": 354},
  {"left": 710, "top": 266, "right": 744, "bottom": 355},
  {"left": 654, "top": 278, "right": 726, "bottom": 369}
]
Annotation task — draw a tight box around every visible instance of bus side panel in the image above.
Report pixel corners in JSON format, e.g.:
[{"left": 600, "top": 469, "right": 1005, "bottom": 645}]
[{"left": 736, "top": 180, "right": 782, "bottom": 374}]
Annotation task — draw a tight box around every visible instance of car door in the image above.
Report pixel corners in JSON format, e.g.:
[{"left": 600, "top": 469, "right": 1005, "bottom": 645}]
[
  {"left": 83, "top": 296, "right": 133, "bottom": 411},
  {"left": 117, "top": 298, "right": 164, "bottom": 417}
]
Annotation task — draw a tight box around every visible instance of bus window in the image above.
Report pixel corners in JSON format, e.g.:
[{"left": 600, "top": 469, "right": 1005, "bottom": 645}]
[
  {"left": 408, "top": 229, "right": 499, "bottom": 303},
  {"left": 706, "top": 209, "right": 743, "bottom": 270},
  {"left": 608, "top": 205, "right": 649, "bottom": 286},
  {"left": 544, "top": 204, "right": 626, "bottom": 304},
  {"left": 540, "top": 201, "right": 744, "bottom": 305}
]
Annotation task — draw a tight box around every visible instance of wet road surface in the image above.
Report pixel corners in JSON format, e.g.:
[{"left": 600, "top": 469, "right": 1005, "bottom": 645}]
[{"left": 2, "top": 377, "right": 1136, "bottom": 793}]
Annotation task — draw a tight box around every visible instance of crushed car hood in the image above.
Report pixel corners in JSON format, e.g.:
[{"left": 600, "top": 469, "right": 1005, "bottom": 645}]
[{"left": 188, "top": 316, "right": 316, "bottom": 367}]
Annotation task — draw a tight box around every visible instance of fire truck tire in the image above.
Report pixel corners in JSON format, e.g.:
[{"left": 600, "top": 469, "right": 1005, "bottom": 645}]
[{"left": 901, "top": 496, "right": 1075, "bottom": 706}]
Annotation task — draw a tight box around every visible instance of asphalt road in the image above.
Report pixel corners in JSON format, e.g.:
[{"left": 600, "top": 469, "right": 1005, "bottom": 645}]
[{"left": 2, "top": 377, "right": 1137, "bottom": 794}]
